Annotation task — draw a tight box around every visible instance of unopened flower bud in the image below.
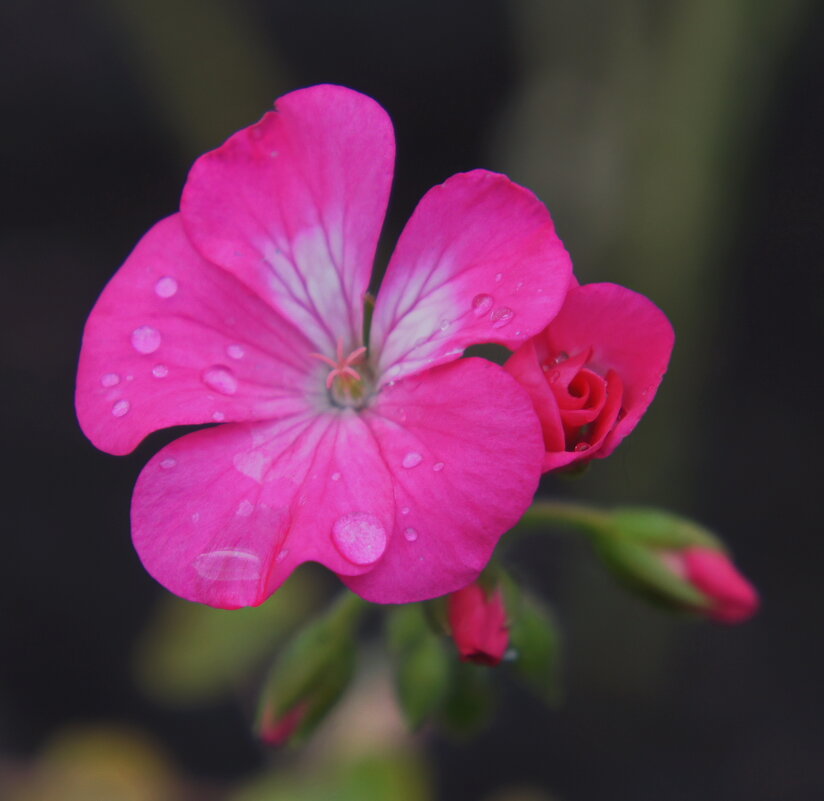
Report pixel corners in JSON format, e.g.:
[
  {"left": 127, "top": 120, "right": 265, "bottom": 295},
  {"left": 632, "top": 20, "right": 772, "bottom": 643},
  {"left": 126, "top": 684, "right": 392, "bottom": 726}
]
[
  {"left": 447, "top": 581, "right": 509, "bottom": 666},
  {"left": 660, "top": 546, "right": 759, "bottom": 623},
  {"left": 258, "top": 701, "right": 308, "bottom": 746}
]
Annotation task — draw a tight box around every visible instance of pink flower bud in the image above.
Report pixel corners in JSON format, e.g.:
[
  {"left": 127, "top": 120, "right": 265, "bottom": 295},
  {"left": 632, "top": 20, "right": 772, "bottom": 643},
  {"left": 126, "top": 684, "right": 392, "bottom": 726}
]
[
  {"left": 447, "top": 581, "right": 509, "bottom": 666},
  {"left": 258, "top": 701, "right": 308, "bottom": 747},
  {"left": 661, "top": 547, "right": 759, "bottom": 624}
]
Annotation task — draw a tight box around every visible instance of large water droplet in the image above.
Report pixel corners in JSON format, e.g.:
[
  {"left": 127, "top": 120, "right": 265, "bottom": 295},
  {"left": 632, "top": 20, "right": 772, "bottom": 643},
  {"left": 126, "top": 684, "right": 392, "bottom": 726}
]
[
  {"left": 202, "top": 366, "right": 238, "bottom": 395},
  {"left": 490, "top": 307, "right": 514, "bottom": 329},
  {"left": 471, "top": 293, "right": 494, "bottom": 316},
  {"left": 101, "top": 373, "right": 120, "bottom": 387},
  {"left": 194, "top": 549, "right": 261, "bottom": 581},
  {"left": 402, "top": 451, "right": 423, "bottom": 469},
  {"left": 432, "top": 462, "right": 445, "bottom": 472},
  {"left": 404, "top": 527, "right": 418, "bottom": 542},
  {"left": 154, "top": 276, "right": 178, "bottom": 298},
  {"left": 160, "top": 457, "right": 177, "bottom": 469},
  {"left": 131, "top": 325, "right": 161, "bottom": 354},
  {"left": 332, "top": 512, "right": 387, "bottom": 565},
  {"left": 112, "top": 399, "right": 130, "bottom": 417},
  {"left": 226, "top": 344, "right": 245, "bottom": 360},
  {"left": 152, "top": 364, "right": 168, "bottom": 378}
]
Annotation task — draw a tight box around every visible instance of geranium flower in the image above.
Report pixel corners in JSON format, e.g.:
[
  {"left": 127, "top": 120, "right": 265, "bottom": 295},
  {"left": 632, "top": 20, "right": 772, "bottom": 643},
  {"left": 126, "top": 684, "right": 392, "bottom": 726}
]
[
  {"left": 76, "top": 85, "right": 572, "bottom": 608},
  {"left": 505, "top": 282, "right": 674, "bottom": 472}
]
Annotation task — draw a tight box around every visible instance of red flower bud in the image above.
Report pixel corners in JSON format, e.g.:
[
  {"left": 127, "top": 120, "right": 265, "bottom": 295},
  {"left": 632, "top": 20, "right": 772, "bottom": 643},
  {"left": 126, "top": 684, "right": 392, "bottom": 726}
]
[
  {"left": 258, "top": 701, "right": 308, "bottom": 746},
  {"left": 447, "top": 581, "right": 509, "bottom": 666},
  {"left": 661, "top": 547, "right": 759, "bottom": 624}
]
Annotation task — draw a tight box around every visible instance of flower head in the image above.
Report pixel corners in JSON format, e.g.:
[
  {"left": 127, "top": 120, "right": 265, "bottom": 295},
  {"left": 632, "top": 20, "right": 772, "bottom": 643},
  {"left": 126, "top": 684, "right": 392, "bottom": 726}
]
[
  {"left": 447, "top": 580, "right": 510, "bottom": 666},
  {"left": 76, "top": 85, "right": 573, "bottom": 608},
  {"left": 505, "top": 282, "right": 674, "bottom": 471}
]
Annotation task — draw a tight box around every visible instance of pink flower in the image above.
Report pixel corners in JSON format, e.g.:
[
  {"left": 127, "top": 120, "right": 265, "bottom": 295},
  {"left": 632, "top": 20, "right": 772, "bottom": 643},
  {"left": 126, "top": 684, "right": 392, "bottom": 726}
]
[
  {"left": 504, "top": 282, "right": 674, "bottom": 472},
  {"left": 447, "top": 581, "right": 510, "bottom": 666},
  {"left": 76, "top": 85, "right": 573, "bottom": 608},
  {"left": 661, "top": 547, "right": 759, "bottom": 624}
]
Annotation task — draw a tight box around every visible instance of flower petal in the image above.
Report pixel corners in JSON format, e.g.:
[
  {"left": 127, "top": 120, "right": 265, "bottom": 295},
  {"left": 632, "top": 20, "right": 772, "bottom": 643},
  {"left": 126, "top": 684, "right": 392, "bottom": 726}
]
[
  {"left": 370, "top": 170, "right": 572, "bottom": 384},
  {"left": 181, "top": 84, "right": 395, "bottom": 356},
  {"left": 345, "top": 358, "right": 544, "bottom": 603},
  {"left": 76, "top": 215, "right": 322, "bottom": 455},
  {"left": 132, "top": 411, "right": 395, "bottom": 609},
  {"left": 543, "top": 283, "right": 674, "bottom": 458}
]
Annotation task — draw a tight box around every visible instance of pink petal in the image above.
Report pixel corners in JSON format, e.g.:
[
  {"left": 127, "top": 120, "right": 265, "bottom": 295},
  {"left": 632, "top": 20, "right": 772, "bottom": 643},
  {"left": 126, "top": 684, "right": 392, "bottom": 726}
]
[
  {"left": 544, "top": 283, "right": 674, "bottom": 458},
  {"left": 370, "top": 170, "right": 572, "bottom": 384},
  {"left": 132, "top": 411, "right": 395, "bottom": 609},
  {"left": 76, "top": 215, "right": 322, "bottom": 455},
  {"left": 344, "top": 358, "right": 544, "bottom": 603},
  {"left": 181, "top": 84, "right": 394, "bottom": 357}
]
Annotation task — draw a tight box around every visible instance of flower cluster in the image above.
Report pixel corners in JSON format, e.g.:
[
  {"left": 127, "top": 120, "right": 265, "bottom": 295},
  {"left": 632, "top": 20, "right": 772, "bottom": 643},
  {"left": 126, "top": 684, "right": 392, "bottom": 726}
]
[{"left": 76, "top": 84, "right": 673, "bottom": 610}]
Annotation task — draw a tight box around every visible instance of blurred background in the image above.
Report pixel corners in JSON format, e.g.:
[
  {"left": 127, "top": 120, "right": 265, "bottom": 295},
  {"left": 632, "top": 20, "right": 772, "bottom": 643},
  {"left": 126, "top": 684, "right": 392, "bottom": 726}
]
[{"left": 1, "top": 1, "right": 822, "bottom": 799}]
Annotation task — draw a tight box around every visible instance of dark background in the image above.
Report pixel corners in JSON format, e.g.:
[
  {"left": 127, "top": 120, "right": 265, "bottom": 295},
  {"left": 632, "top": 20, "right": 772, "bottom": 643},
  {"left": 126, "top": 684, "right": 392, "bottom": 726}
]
[{"left": 1, "top": 1, "right": 822, "bottom": 799}]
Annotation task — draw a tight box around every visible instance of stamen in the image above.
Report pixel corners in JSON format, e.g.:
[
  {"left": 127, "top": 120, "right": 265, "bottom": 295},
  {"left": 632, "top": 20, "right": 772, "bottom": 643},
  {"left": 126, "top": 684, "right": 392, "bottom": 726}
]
[{"left": 310, "top": 339, "right": 369, "bottom": 394}]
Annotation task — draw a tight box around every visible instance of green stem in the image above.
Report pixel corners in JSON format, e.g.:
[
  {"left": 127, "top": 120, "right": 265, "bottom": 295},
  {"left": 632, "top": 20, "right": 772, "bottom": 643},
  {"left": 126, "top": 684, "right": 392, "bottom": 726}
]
[{"left": 518, "top": 501, "right": 609, "bottom": 538}]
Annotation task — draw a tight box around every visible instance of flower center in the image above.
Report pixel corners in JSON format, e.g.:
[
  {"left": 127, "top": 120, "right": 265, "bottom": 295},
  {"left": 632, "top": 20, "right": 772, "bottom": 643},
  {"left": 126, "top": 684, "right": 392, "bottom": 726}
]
[{"left": 310, "top": 338, "right": 372, "bottom": 408}]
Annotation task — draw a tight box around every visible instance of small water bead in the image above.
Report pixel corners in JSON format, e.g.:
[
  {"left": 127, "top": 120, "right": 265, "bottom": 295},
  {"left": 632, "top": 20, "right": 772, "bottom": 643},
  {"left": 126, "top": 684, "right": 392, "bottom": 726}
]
[
  {"left": 490, "top": 307, "right": 514, "bottom": 329},
  {"left": 276, "top": 548, "right": 289, "bottom": 563},
  {"left": 438, "top": 318, "right": 451, "bottom": 332},
  {"left": 131, "top": 325, "right": 161, "bottom": 354},
  {"left": 154, "top": 276, "right": 178, "bottom": 298},
  {"left": 471, "top": 293, "right": 494, "bottom": 316},
  {"left": 160, "top": 458, "right": 177, "bottom": 469},
  {"left": 212, "top": 411, "right": 226, "bottom": 422},
  {"left": 191, "top": 512, "right": 200, "bottom": 523},
  {"left": 401, "top": 506, "right": 410, "bottom": 516},
  {"left": 236, "top": 499, "right": 254, "bottom": 517},
  {"left": 404, "top": 527, "right": 418, "bottom": 542},
  {"left": 432, "top": 462, "right": 445, "bottom": 472},
  {"left": 495, "top": 272, "right": 503, "bottom": 282},
  {"left": 332, "top": 512, "right": 387, "bottom": 565},
  {"left": 126, "top": 375, "right": 134, "bottom": 381},
  {"left": 194, "top": 548, "right": 260, "bottom": 580},
  {"left": 202, "top": 366, "right": 238, "bottom": 395},
  {"left": 226, "top": 344, "right": 245, "bottom": 360},
  {"left": 152, "top": 364, "right": 168, "bottom": 378},
  {"left": 552, "top": 351, "right": 569, "bottom": 364},
  {"left": 331, "top": 472, "right": 342, "bottom": 481},
  {"left": 101, "top": 373, "right": 120, "bottom": 387},
  {"left": 112, "top": 399, "right": 130, "bottom": 417},
  {"left": 402, "top": 451, "right": 423, "bottom": 469},
  {"left": 573, "top": 442, "right": 590, "bottom": 452}
]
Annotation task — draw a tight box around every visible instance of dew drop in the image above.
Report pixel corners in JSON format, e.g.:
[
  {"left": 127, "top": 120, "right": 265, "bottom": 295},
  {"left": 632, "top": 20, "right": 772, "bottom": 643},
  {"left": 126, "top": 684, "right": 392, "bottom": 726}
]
[
  {"left": 332, "top": 512, "right": 387, "bottom": 565},
  {"left": 236, "top": 499, "right": 254, "bottom": 517},
  {"left": 331, "top": 472, "right": 342, "bottom": 481},
  {"left": 101, "top": 373, "right": 120, "bottom": 388},
  {"left": 160, "top": 458, "right": 177, "bottom": 470},
  {"left": 471, "top": 293, "right": 494, "bottom": 316},
  {"left": 126, "top": 375, "right": 134, "bottom": 381},
  {"left": 191, "top": 513, "right": 200, "bottom": 523},
  {"left": 152, "top": 364, "right": 168, "bottom": 378},
  {"left": 154, "top": 276, "right": 178, "bottom": 298},
  {"left": 202, "top": 366, "right": 238, "bottom": 395},
  {"left": 515, "top": 281, "right": 524, "bottom": 291},
  {"left": 194, "top": 549, "right": 261, "bottom": 580},
  {"left": 552, "top": 351, "right": 569, "bottom": 364},
  {"left": 404, "top": 527, "right": 418, "bottom": 542},
  {"left": 276, "top": 548, "right": 289, "bottom": 563},
  {"left": 401, "top": 506, "right": 410, "bottom": 516},
  {"left": 402, "top": 451, "right": 423, "bottom": 469},
  {"left": 574, "top": 442, "right": 590, "bottom": 452},
  {"left": 495, "top": 272, "right": 503, "bottom": 282},
  {"left": 131, "top": 325, "right": 161, "bottom": 354},
  {"left": 438, "top": 318, "right": 451, "bottom": 332},
  {"left": 226, "top": 344, "right": 245, "bottom": 360},
  {"left": 432, "top": 461, "right": 445, "bottom": 472},
  {"left": 212, "top": 411, "right": 226, "bottom": 422},
  {"left": 112, "top": 399, "right": 130, "bottom": 417},
  {"left": 490, "top": 307, "right": 514, "bottom": 329}
]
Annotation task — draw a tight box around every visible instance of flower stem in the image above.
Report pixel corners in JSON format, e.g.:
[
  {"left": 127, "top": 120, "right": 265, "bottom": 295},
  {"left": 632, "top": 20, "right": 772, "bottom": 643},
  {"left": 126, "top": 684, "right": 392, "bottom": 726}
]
[{"left": 518, "top": 501, "right": 610, "bottom": 539}]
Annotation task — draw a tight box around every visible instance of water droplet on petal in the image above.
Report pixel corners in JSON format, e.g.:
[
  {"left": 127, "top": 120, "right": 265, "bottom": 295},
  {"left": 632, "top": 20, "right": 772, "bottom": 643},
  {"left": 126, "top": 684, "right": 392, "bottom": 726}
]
[
  {"left": 490, "top": 307, "right": 514, "bottom": 329},
  {"left": 332, "top": 512, "right": 387, "bottom": 565},
  {"left": 191, "top": 512, "right": 200, "bottom": 523},
  {"left": 202, "top": 366, "right": 238, "bottom": 395},
  {"left": 236, "top": 499, "right": 254, "bottom": 517},
  {"left": 212, "top": 411, "right": 225, "bottom": 422},
  {"left": 160, "top": 458, "right": 177, "bottom": 469},
  {"left": 439, "top": 318, "right": 451, "bottom": 332},
  {"left": 515, "top": 281, "right": 524, "bottom": 291},
  {"left": 226, "top": 344, "right": 245, "bottom": 360},
  {"left": 402, "top": 451, "right": 423, "bottom": 469},
  {"left": 331, "top": 472, "right": 342, "bottom": 481},
  {"left": 404, "top": 527, "right": 418, "bottom": 542},
  {"left": 276, "top": 548, "right": 289, "bottom": 563},
  {"left": 401, "top": 506, "right": 410, "bottom": 516},
  {"left": 112, "top": 399, "right": 130, "bottom": 417},
  {"left": 471, "top": 293, "right": 494, "bottom": 316},
  {"left": 574, "top": 442, "right": 590, "bottom": 452},
  {"left": 553, "top": 351, "right": 569, "bottom": 364},
  {"left": 131, "top": 326, "right": 161, "bottom": 354},
  {"left": 495, "top": 272, "right": 503, "bottom": 282},
  {"left": 154, "top": 276, "right": 178, "bottom": 298},
  {"left": 432, "top": 462, "right": 445, "bottom": 472},
  {"left": 194, "top": 549, "right": 261, "bottom": 580},
  {"left": 152, "top": 364, "right": 168, "bottom": 378},
  {"left": 548, "top": 370, "right": 560, "bottom": 383},
  {"left": 101, "top": 373, "right": 120, "bottom": 387}
]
